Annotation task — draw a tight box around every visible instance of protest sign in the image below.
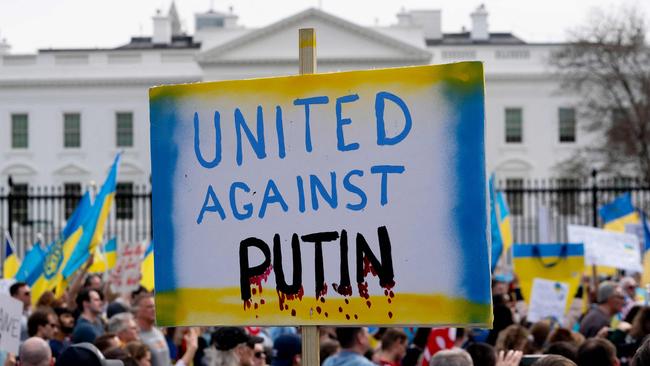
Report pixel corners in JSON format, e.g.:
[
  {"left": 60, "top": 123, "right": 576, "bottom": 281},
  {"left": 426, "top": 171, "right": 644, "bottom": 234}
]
[
  {"left": 149, "top": 62, "right": 491, "bottom": 326},
  {"left": 0, "top": 295, "right": 22, "bottom": 354},
  {"left": 527, "top": 279, "right": 569, "bottom": 323},
  {"left": 109, "top": 241, "right": 146, "bottom": 294},
  {"left": 568, "top": 225, "right": 642, "bottom": 272}
]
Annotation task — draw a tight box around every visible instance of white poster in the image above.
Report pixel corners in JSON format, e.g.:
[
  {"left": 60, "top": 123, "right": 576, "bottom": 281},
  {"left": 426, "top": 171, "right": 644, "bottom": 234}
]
[
  {"left": 109, "top": 242, "right": 146, "bottom": 294},
  {"left": 527, "top": 278, "right": 569, "bottom": 323},
  {"left": 568, "top": 225, "right": 642, "bottom": 271},
  {"left": 0, "top": 295, "right": 22, "bottom": 354}
]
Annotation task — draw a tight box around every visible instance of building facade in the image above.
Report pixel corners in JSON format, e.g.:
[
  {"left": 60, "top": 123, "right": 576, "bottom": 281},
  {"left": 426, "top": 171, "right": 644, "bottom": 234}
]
[{"left": 0, "top": 4, "right": 585, "bottom": 243}]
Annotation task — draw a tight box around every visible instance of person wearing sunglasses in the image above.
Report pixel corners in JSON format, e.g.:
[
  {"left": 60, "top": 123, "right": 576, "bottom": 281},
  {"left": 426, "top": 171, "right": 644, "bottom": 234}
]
[
  {"left": 253, "top": 342, "right": 268, "bottom": 366},
  {"left": 204, "top": 327, "right": 265, "bottom": 366},
  {"left": 27, "top": 308, "right": 58, "bottom": 341}
]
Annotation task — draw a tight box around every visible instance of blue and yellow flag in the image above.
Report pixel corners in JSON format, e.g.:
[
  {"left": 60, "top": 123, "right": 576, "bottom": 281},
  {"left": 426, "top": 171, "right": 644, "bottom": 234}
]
[
  {"left": 140, "top": 241, "right": 154, "bottom": 291},
  {"left": 88, "top": 238, "right": 117, "bottom": 273},
  {"left": 15, "top": 240, "right": 48, "bottom": 285},
  {"left": 599, "top": 193, "right": 639, "bottom": 232},
  {"left": 3, "top": 231, "right": 20, "bottom": 279},
  {"left": 497, "top": 190, "right": 513, "bottom": 255},
  {"left": 489, "top": 175, "right": 503, "bottom": 272},
  {"left": 61, "top": 154, "right": 120, "bottom": 280}
]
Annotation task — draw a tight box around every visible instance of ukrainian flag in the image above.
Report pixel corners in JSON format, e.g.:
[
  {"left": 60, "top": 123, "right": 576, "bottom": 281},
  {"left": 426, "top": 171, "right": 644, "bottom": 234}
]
[
  {"left": 489, "top": 175, "right": 504, "bottom": 272},
  {"left": 140, "top": 241, "right": 154, "bottom": 291},
  {"left": 88, "top": 238, "right": 117, "bottom": 273},
  {"left": 15, "top": 240, "right": 48, "bottom": 285},
  {"left": 59, "top": 154, "right": 120, "bottom": 288},
  {"left": 599, "top": 193, "right": 639, "bottom": 232},
  {"left": 497, "top": 190, "right": 514, "bottom": 255},
  {"left": 31, "top": 154, "right": 120, "bottom": 301},
  {"left": 3, "top": 231, "right": 20, "bottom": 279}
]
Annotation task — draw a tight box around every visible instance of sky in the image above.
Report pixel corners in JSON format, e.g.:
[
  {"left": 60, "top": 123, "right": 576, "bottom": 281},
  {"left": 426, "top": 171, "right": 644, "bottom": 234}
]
[{"left": 0, "top": 0, "right": 648, "bottom": 53}]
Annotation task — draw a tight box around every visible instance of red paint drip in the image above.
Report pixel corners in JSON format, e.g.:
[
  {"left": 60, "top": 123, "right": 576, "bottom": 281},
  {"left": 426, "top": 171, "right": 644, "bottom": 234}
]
[
  {"left": 325, "top": 312, "right": 329, "bottom": 317},
  {"left": 363, "top": 256, "right": 378, "bottom": 277},
  {"left": 320, "top": 297, "right": 326, "bottom": 303},
  {"left": 317, "top": 282, "right": 328, "bottom": 299},
  {"left": 389, "top": 291, "right": 395, "bottom": 298},
  {"left": 354, "top": 314, "right": 358, "bottom": 319},
  {"left": 316, "top": 306, "right": 322, "bottom": 314},
  {"left": 358, "top": 281, "right": 370, "bottom": 300},
  {"left": 244, "top": 299, "right": 252, "bottom": 310},
  {"left": 276, "top": 286, "right": 305, "bottom": 312},
  {"left": 388, "top": 311, "right": 393, "bottom": 319},
  {"left": 291, "top": 309, "right": 296, "bottom": 316},
  {"left": 260, "top": 299, "right": 265, "bottom": 305},
  {"left": 345, "top": 314, "right": 350, "bottom": 320},
  {"left": 344, "top": 298, "right": 349, "bottom": 305},
  {"left": 338, "top": 306, "right": 343, "bottom": 313},
  {"left": 366, "top": 300, "right": 372, "bottom": 308},
  {"left": 248, "top": 265, "right": 273, "bottom": 297},
  {"left": 387, "top": 298, "right": 392, "bottom": 304},
  {"left": 254, "top": 303, "right": 259, "bottom": 310}
]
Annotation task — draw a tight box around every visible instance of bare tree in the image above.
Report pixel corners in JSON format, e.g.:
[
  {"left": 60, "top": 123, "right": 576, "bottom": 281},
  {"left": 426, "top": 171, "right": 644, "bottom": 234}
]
[{"left": 551, "top": 7, "right": 650, "bottom": 181}]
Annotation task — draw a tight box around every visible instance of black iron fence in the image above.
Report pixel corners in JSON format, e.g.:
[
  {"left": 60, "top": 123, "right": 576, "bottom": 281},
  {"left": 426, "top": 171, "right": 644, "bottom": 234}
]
[
  {"left": 0, "top": 183, "right": 152, "bottom": 258},
  {"left": 497, "top": 173, "right": 650, "bottom": 244},
  {"left": 1, "top": 172, "right": 649, "bottom": 257}
]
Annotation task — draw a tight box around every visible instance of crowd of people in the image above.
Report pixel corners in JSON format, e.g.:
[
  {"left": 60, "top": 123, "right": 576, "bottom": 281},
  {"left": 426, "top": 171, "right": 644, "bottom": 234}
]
[{"left": 6, "top": 269, "right": 650, "bottom": 366}]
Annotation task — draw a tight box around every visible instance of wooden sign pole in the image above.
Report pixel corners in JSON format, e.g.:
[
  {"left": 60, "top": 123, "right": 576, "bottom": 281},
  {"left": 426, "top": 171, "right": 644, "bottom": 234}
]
[{"left": 298, "top": 27, "right": 320, "bottom": 366}]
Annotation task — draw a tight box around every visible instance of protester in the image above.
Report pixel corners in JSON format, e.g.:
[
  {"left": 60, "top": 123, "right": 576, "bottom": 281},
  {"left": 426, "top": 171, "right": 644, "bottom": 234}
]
[
  {"left": 27, "top": 308, "right": 57, "bottom": 340},
  {"left": 429, "top": 349, "right": 473, "bottom": 366},
  {"left": 579, "top": 281, "right": 625, "bottom": 338},
  {"left": 252, "top": 342, "right": 267, "bottom": 366},
  {"left": 271, "top": 334, "right": 301, "bottom": 366},
  {"left": 619, "top": 277, "right": 638, "bottom": 318},
  {"left": 10, "top": 281, "right": 32, "bottom": 341},
  {"left": 74, "top": 288, "right": 105, "bottom": 338},
  {"left": 373, "top": 328, "right": 407, "bottom": 366},
  {"left": 125, "top": 341, "right": 152, "bottom": 366},
  {"left": 95, "top": 333, "right": 121, "bottom": 353},
  {"left": 55, "top": 342, "right": 123, "bottom": 366},
  {"left": 466, "top": 342, "right": 497, "bottom": 366},
  {"left": 108, "top": 312, "right": 140, "bottom": 345},
  {"left": 532, "top": 355, "right": 577, "bottom": 366},
  {"left": 544, "top": 342, "right": 578, "bottom": 363},
  {"left": 495, "top": 325, "right": 530, "bottom": 353},
  {"left": 203, "top": 327, "right": 264, "bottom": 366},
  {"left": 134, "top": 294, "right": 170, "bottom": 366},
  {"left": 322, "top": 328, "right": 374, "bottom": 366},
  {"left": 19, "top": 337, "right": 53, "bottom": 366},
  {"left": 609, "top": 305, "right": 650, "bottom": 361},
  {"left": 631, "top": 336, "right": 650, "bottom": 366},
  {"left": 50, "top": 307, "right": 74, "bottom": 358},
  {"left": 320, "top": 338, "right": 341, "bottom": 366},
  {"left": 576, "top": 338, "right": 619, "bottom": 366}
]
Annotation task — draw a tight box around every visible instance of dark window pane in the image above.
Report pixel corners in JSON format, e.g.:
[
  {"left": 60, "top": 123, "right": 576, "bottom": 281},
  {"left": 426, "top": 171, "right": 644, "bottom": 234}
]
[
  {"left": 116, "top": 182, "right": 134, "bottom": 219},
  {"left": 12, "top": 114, "right": 28, "bottom": 149},
  {"left": 64, "top": 113, "right": 81, "bottom": 148},
  {"left": 116, "top": 112, "right": 133, "bottom": 147},
  {"left": 505, "top": 108, "right": 522, "bottom": 143},
  {"left": 64, "top": 183, "right": 82, "bottom": 218},
  {"left": 559, "top": 108, "right": 576, "bottom": 143}
]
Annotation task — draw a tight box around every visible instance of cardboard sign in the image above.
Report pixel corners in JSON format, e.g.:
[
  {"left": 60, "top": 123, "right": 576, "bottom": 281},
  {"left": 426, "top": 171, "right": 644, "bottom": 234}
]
[
  {"left": 149, "top": 63, "right": 491, "bottom": 326},
  {"left": 527, "top": 279, "right": 569, "bottom": 323},
  {"left": 568, "top": 225, "right": 642, "bottom": 271},
  {"left": 109, "top": 242, "right": 146, "bottom": 294},
  {"left": 0, "top": 295, "right": 22, "bottom": 354}
]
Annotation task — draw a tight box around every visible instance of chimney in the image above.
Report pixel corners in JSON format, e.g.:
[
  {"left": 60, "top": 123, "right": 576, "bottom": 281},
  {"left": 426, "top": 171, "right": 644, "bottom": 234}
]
[
  {"left": 396, "top": 8, "right": 413, "bottom": 26},
  {"left": 152, "top": 9, "right": 172, "bottom": 44},
  {"left": 470, "top": 4, "right": 489, "bottom": 41},
  {"left": 410, "top": 10, "right": 442, "bottom": 40}
]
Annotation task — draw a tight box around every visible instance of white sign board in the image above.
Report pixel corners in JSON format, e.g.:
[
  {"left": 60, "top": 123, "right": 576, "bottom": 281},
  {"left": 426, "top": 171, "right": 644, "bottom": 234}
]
[
  {"left": 527, "top": 278, "right": 569, "bottom": 323},
  {"left": 0, "top": 295, "right": 22, "bottom": 354},
  {"left": 109, "top": 242, "right": 145, "bottom": 294},
  {"left": 567, "top": 225, "right": 642, "bottom": 271},
  {"left": 0, "top": 280, "right": 16, "bottom": 296}
]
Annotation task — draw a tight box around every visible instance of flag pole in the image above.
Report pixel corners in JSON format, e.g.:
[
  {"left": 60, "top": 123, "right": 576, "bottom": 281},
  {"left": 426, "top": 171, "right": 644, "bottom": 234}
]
[{"left": 298, "top": 27, "right": 319, "bottom": 366}]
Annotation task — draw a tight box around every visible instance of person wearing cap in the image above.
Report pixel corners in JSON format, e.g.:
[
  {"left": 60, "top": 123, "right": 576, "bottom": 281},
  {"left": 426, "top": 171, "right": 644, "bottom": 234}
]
[
  {"left": 19, "top": 337, "right": 53, "bottom": 366},
  {"left": 271, "top": 334, "right": 301, "bottom": 366},
  {"left": 134, "top": 294, "right": 170, "bottom": 366},
  {"left": 55, "top": 342, "right": 124, "bottom": 366},
  {"left": 204, "top": 327, "right": 264, "bottom": 366},
  {"left": 580, "top": 281, "right": 626, "bottom": 338},
  {"left": 322, "top": 328, "right": 375, "bottom": 366}
]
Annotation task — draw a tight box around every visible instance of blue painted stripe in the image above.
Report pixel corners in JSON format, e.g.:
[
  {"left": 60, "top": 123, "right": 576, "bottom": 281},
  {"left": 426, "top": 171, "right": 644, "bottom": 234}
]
[
  {"left": 149, "top": 96, "right": 179, "bottom": 292},
  {"left": 513, "top": 243, "right": 584, "bottom": 258},
  {"left": 447, "top": 63, "right": 491, "bottom": 305}
]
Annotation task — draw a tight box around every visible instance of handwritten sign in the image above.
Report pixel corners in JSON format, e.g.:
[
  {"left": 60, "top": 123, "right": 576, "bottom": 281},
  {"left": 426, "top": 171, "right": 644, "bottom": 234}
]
[
  {"left": 109, "top": 242, "right": 145, "bottom": 294},
  {"left": 0, "top": 295, "right": 22, "bottom": 354},
  {"left": 527, "top": 279, "right": 569, "bottom": 323},
  {"left": 149, "top": 63, "right": 491, "bottom": 326},
  {"left": 568, "top": 225, "right": 642, "bottom": 272}
]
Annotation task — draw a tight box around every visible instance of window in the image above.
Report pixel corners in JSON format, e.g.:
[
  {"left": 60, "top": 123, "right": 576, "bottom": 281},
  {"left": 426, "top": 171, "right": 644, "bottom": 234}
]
[
  {"left": 10, "top": 183, "right": 28, "bottom": 223},
  {"left": 559, "top": 108, "right": 576, "bottom": 143},
  {"left": 505, "top": 178, "right": 524, "bottom": 215},
  {"left": 64, "top": 113, "right": 81, "bottom": 148},
  {"left": 11, "top": 114, "right": 28, "bottom": 148},
  {"left": 116, "top": 112, "right": 133, "bottom": 147},
  {"left": 505, "top": 108, "right": 523, "bottom": 143},
  {"left": 116, "top": 182, "right": 134, "bottom": 219},
  {"left": 64, "top": 183, "right": 82, "bottom": 218}
]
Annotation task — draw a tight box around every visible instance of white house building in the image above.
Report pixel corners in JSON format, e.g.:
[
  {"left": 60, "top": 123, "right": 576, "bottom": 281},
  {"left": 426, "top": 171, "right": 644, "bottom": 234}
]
[{"left": 0, "top": 4, "right": 583, "bottom": 247}]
